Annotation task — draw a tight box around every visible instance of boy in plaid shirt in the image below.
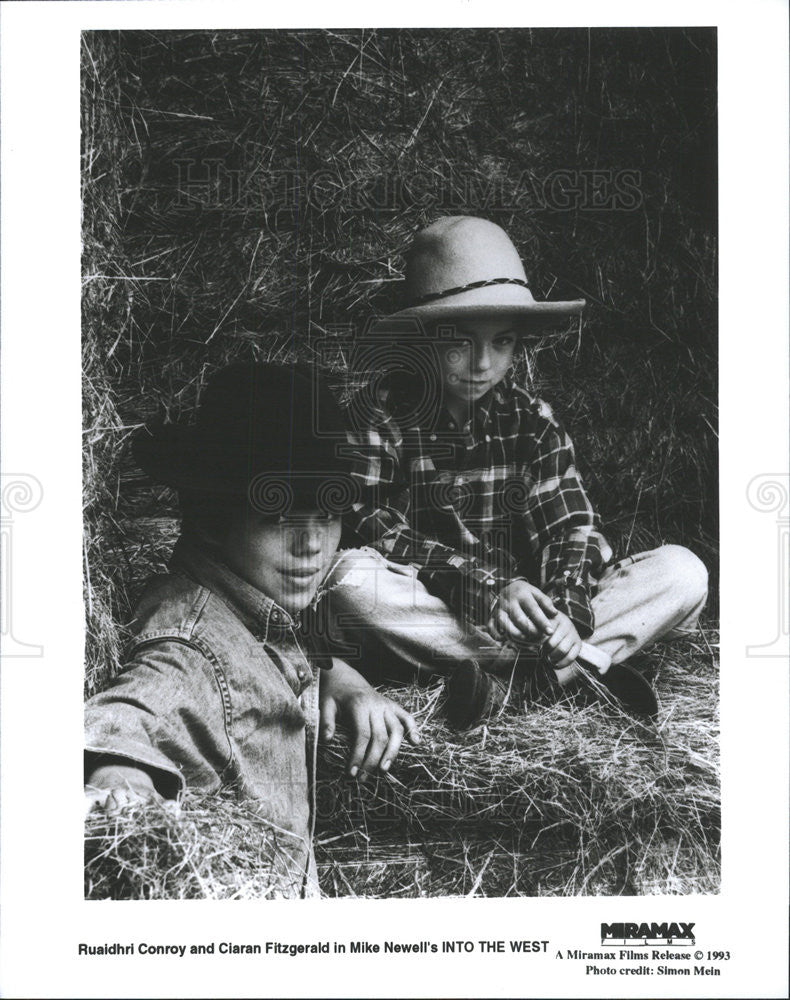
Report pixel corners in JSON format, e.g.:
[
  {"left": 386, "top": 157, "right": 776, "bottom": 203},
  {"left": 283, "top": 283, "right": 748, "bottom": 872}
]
[{"left": 326, "top": 217, "right": 707, "bottom": 726}]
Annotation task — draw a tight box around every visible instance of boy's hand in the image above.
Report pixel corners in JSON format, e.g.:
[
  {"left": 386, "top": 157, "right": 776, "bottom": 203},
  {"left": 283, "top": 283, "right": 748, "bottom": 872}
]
[
  {"left": 539, "top": 611, "right": 582, "bottom": 669},
  {"left": 489, "top": 579, "right": 559, "bottom": 641},
  {"left": 85, "top": 763, "right": 161, "bottom": 817},
  {"left": 320, "top": 658, "right": 420, "bottom": 779}
]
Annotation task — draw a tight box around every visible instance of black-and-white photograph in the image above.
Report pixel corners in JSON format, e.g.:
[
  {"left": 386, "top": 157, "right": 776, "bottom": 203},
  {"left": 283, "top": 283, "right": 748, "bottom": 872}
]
[{"left": 81, "top": 27, "right": 720, "bottom": 901}]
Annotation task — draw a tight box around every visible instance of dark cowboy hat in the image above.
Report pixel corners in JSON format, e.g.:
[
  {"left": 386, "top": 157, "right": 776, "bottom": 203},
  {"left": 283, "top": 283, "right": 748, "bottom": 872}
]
[{"left": 132, "top": 363, "right": 359, "bottom": 516}]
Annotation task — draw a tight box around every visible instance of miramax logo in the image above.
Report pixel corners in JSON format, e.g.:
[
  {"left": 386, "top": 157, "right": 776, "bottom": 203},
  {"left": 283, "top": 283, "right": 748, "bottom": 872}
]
[{"left": 601, "top": 922, "right": 695, "bottom": 946}]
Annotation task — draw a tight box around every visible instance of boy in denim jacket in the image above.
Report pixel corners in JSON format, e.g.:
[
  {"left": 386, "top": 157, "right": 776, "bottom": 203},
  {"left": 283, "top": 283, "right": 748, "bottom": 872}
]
[{"left": 85, "top": 363, "right": 419, "bottom": 895}]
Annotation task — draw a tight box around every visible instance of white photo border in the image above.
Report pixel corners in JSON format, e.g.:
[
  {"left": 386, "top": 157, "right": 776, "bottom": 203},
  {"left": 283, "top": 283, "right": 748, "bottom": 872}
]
[{"left": 1, "top": 2, "right": 787, "bottom": 998}]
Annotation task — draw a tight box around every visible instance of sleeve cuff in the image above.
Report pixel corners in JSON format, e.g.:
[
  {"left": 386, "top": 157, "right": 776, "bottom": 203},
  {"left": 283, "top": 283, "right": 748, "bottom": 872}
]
[
  {"left": 544, "top": 580, "right": 595, "bottom": 639},
  {"left": 85, "top": 744, "right": 185, "bottom": 799}
]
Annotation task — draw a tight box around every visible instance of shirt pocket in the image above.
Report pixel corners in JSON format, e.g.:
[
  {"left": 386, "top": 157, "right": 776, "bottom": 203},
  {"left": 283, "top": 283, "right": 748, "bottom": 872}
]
[{"left": 228, "top": 641, "right": 308, "bottom": 746}]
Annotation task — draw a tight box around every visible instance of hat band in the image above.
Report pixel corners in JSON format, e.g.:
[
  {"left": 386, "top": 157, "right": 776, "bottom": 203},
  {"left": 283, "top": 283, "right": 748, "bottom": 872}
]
[{"left": 408, "top": 276, "right": 530, "bottom": 307}]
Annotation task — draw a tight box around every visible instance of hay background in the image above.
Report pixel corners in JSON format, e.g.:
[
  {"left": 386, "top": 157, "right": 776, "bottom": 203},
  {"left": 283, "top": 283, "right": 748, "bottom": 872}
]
[{"left": 82, "top": 28, "right": 718, "bottom": 897}]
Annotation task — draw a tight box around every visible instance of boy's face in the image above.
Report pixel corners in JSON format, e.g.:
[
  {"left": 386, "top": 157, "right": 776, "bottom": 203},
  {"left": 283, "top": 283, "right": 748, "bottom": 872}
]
[
  {"left": 222, "top": 510, "right": 342, "bottom": 615},
  {"left": 438, "top": 317, "right": 518, "bottom": 412}
]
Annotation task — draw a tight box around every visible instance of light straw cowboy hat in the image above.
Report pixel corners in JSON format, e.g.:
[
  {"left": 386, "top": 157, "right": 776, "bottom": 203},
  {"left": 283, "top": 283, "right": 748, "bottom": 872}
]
[{"left": 389, "top": 216, "right": 585, "bottom": 327}]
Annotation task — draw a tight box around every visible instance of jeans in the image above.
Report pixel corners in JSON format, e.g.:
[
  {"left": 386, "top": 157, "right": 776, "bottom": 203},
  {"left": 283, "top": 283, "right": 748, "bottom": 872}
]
[{"left": 322, "top": 544, "right": 708, "bottom": 683}]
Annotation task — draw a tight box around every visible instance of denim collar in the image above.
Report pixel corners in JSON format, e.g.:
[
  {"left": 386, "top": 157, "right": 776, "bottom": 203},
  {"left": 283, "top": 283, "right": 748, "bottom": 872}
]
[{"left": 170, "top": 533, "right": 297, "bottom": 641}]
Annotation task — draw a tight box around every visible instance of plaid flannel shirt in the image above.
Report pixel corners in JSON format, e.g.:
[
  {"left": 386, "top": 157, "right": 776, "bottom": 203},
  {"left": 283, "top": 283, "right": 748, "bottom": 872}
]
[{"left": 345, "top": 377, "right": 612, "bottom": 639}]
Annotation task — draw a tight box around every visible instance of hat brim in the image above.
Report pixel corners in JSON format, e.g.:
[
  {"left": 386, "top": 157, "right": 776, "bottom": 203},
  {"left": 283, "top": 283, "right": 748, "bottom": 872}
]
[
  {"left": 388, "top": 298, "right": 586, "bottom": 329},
  {"left": 132, "top": 425, "right": 359, "bottom": 513}
]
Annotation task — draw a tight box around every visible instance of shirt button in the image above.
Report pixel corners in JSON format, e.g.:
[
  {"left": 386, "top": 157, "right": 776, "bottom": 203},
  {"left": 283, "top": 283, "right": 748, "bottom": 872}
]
[
  {"left": 448, "top": 421, "right": 456, "bottom": 430},
  {"left": 429, "top": 433, "right": 437, "bottom": 442},
  {"left": 271, "top": 609, "right": 283, "bottom": 623},
  {"left": 485, "top": 434, "right": 492, "bottom": 443},
  {"left": 297, "top": 669, "right": 307, "bottom": 681}
]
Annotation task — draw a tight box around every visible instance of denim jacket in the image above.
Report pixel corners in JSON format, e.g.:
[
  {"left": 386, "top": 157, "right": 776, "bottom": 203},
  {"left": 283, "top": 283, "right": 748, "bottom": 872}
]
[{"left": 84, "top": 534, "right": 321, "bottom": 896}]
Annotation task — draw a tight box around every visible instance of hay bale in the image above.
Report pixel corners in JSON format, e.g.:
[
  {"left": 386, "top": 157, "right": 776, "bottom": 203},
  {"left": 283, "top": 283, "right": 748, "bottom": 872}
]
[
  {"left": 85, "top": 632, "right": 719, "bottom": 898},
  {"left": 314, "top": 636, "right": 719, "bottom": 895},
  {"left": 85, "top": 792, "right": 311, "bottom": 900}
]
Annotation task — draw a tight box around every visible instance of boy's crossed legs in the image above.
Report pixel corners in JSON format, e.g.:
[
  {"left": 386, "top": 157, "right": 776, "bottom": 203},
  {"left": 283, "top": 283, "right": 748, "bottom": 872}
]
[{"left": 321, "top": 545, "right": 708, "bottom": 698}]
